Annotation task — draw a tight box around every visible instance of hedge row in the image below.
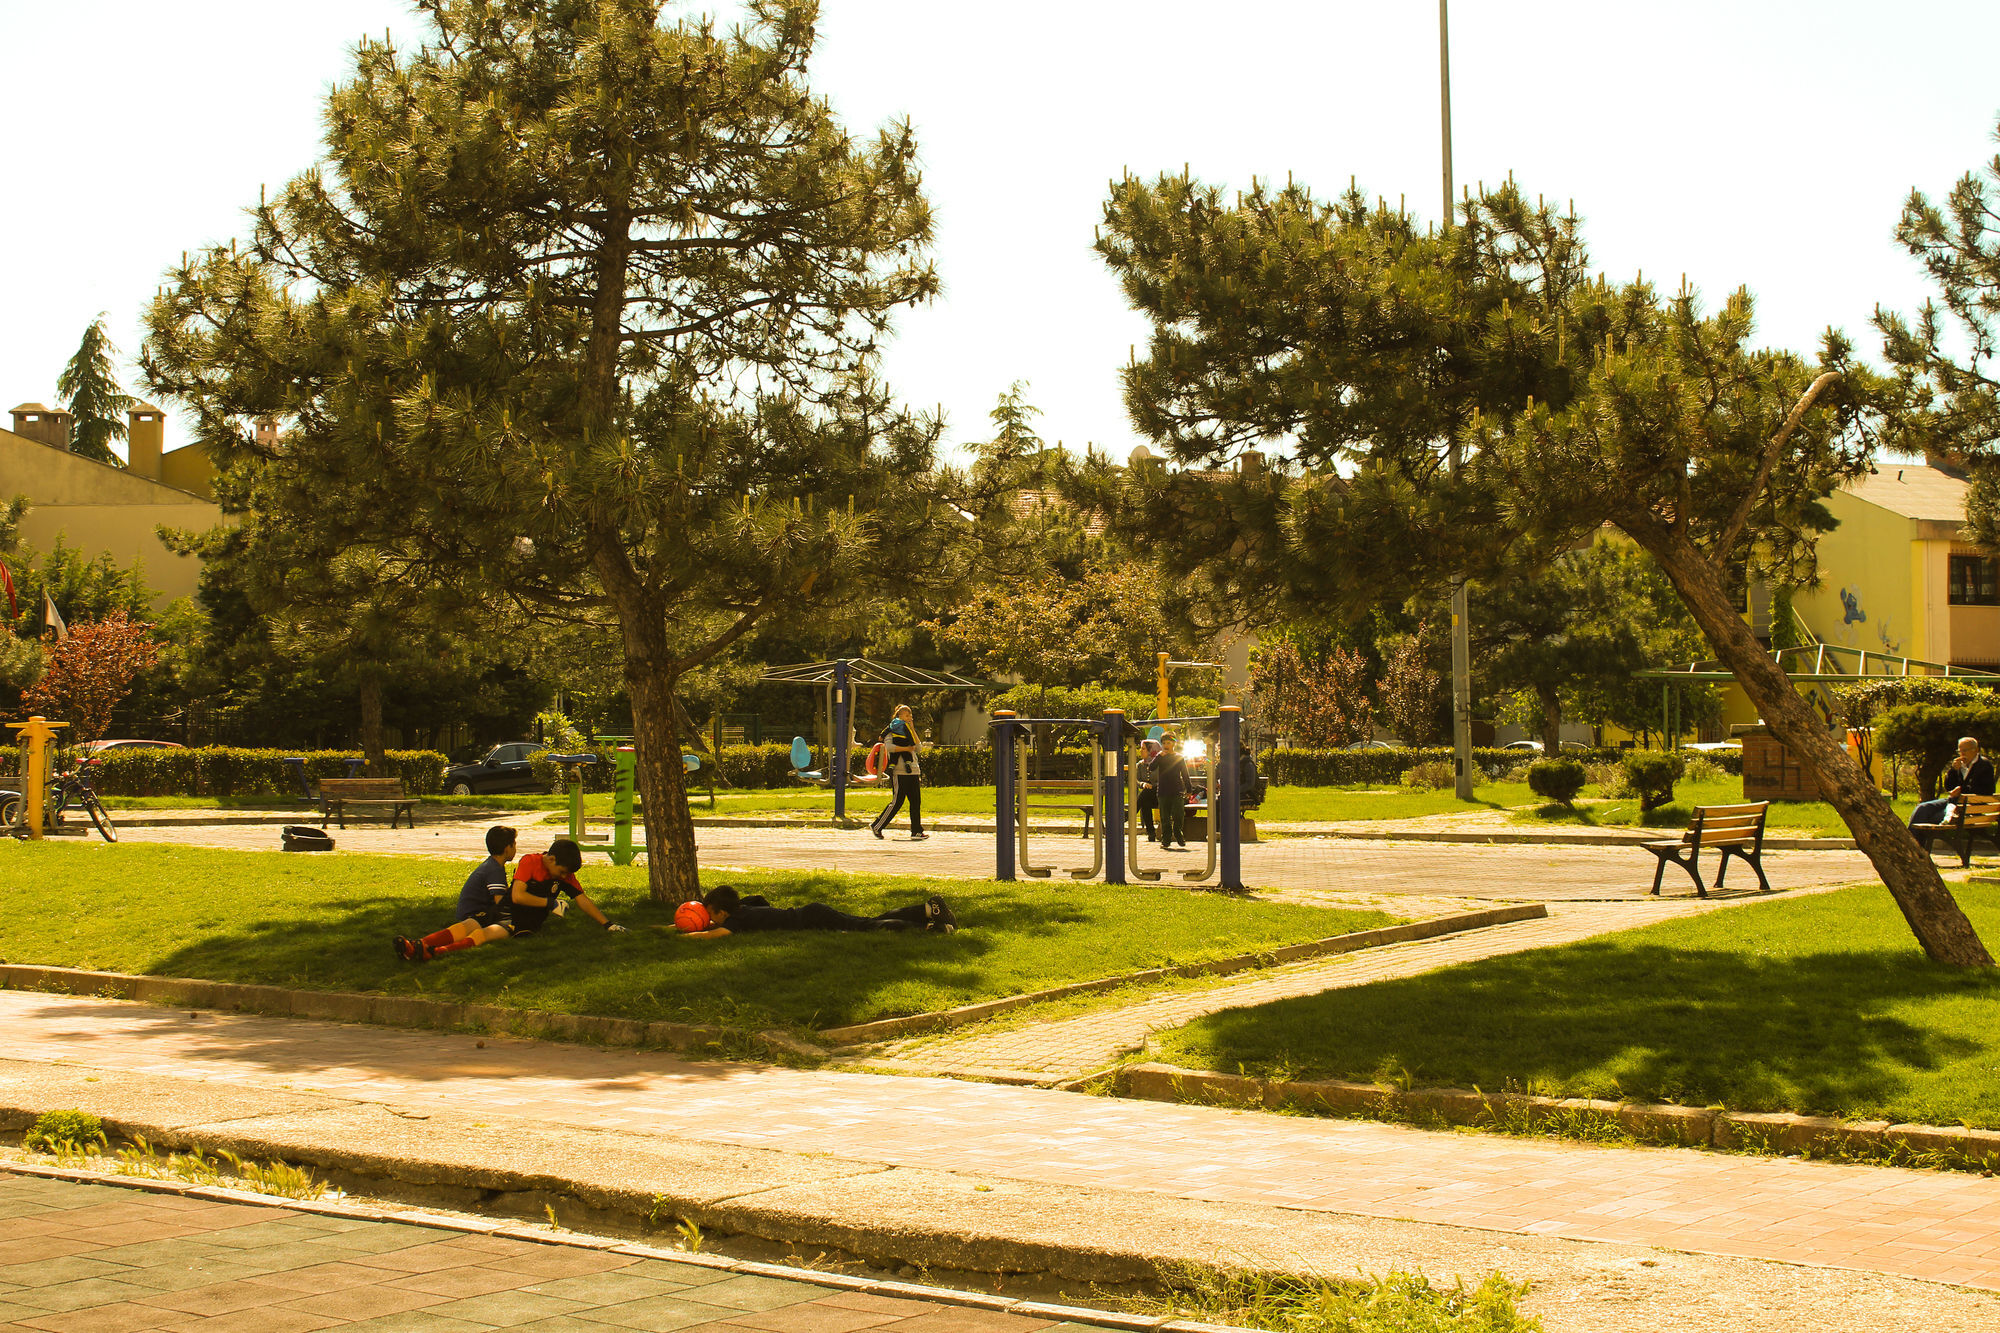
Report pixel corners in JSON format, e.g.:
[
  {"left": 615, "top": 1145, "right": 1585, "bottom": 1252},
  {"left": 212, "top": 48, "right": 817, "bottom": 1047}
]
[
  {"left": 0, "top": 747, "right": 448, "bottom": 797},
  {"left": 1260, "top": 746, "right": 1620, "bottom": 786}
]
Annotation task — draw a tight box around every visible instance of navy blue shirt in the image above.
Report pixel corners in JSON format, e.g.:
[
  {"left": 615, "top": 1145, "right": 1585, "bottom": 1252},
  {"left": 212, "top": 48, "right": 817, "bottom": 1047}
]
[{"left": 455, "top": 857, "right": 510, "bottom": 921}]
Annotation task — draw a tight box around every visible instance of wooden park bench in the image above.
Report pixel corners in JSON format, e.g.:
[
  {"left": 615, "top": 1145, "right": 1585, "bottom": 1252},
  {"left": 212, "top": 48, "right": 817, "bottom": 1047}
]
[
  {"left": 318, "top": 777, "right": 415, "bottom": 830},
  {"left": 1911, "top": 791, "right": 2000, "bottom": 867},
  {"left": 1645, "top": 801, "right": 1771, "bottom": 898},
  {"left": 1023, "top": 779, "right": 1100, "bottom": 830}
]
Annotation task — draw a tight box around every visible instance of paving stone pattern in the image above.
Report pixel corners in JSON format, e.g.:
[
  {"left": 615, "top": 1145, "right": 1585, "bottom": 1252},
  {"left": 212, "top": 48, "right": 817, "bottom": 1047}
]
[
  {"left": 863, "top": 901, "right": 1710, "bottom": 1080},
  {"left": 113, "top": 819, "right": 1879, "bottom": 903},
  {"left": 0, "top": 1174, "right": 1070, "bottom": 1333},
  {"left": 6, "top": 990, "right": 2000, "bottom": 1292}
]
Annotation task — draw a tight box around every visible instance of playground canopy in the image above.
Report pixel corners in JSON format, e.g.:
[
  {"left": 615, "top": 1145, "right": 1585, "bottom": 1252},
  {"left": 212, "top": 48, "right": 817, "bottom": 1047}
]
[{"left": 758, "top": 659, "right": 995, "bottom": 690}]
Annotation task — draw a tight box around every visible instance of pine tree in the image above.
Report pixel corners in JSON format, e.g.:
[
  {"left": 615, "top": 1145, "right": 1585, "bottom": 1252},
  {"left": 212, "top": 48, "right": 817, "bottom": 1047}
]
[
  {"left": 1083, "top": 173, "right": 1989, "bottom": 966},
  {"left": 56, "top": 316, "right": 134, "bottom": 466},
  {"left": 1878, "top": 114, "right": 2000, "bottom": 543},
  {"left": 142, "top": 0, "right": 979, "bottom": 903}
]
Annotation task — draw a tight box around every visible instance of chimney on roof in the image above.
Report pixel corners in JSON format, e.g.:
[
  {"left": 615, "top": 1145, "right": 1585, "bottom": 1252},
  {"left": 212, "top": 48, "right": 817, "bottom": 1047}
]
[
  {"left": 255, "top": 416, "right": 279, "bottom": 450},
  {"left": 1240, "top": 450, "right": 1265, "bottom": 478},
  {"left": 10, "top": 402, "right": 73, "bottom": 450},
  {"left": 128, "top": 402, "right": 166, "bottom": 478}
]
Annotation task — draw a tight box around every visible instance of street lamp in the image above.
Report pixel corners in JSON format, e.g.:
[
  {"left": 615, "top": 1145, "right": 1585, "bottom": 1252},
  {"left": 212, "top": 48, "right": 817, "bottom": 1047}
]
[{"left": 1441, "top": 0, "right": 1474, "bottom": 801}]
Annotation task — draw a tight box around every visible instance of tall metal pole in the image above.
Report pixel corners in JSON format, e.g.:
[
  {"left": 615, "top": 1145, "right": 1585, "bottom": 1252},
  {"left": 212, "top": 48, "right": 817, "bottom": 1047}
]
[{"left": 1442, "top": 0, "right": 1474, "bottom": 801}]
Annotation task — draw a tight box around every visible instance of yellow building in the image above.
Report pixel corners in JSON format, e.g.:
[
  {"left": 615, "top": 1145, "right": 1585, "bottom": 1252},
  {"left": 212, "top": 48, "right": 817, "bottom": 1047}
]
[
  {"left": 4, "top": 402, "right": 219, "bottom": 609},
  {"left": 1793, "top": 464, "right": 2000, "bottom": 670}
]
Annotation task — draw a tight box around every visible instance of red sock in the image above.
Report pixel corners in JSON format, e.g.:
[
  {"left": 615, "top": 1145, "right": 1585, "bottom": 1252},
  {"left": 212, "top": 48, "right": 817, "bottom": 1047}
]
[
  {"left": 430, "top": 937, "right": 477, "bottom": 954},
  {"left": 420, "top": 929, "right": 457, "bottom": 950}
]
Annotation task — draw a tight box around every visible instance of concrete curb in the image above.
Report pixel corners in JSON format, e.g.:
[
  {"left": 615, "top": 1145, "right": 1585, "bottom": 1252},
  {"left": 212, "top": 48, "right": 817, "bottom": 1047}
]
[
  {"left": 0, "top": 964, "right": 826, "bottom": 1063},
  {"left": 817, "top": 904, "right": 1550, "bottom": 1045},
  {"left": 1116, "top": 1062, "right": 2000, "bottom": 1168},
  {"left": 0, "top": 1161, "right": 1219, "bottom": 1333}
]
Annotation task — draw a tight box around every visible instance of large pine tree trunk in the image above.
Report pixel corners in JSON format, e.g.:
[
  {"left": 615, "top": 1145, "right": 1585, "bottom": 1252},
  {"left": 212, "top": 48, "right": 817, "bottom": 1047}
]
[
  {"left": 1631, "top": 522, "right": 1992, "bottom": 966},
  {"left": 609, "top": 598, "right": 700, "bottom": 906},
  {"left": 1538, "top": 684, "right": 1562, "bottom": 755},
  {"left": 357, "top": 674, "right": 387, "bottom": 776}
]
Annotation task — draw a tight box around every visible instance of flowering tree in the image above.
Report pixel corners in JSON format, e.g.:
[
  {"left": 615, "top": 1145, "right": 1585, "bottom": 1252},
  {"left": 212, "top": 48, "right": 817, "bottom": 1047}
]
[{"left": 20, "top": 611, "right": 159, "bottom": 740}]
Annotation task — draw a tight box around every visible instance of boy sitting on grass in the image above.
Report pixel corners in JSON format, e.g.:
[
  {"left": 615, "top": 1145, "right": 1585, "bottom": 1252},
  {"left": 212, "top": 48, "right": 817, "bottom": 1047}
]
[
  {"left": 672, "top": 884, "right": 957, "bottom": 939},
  {"left": 397, "top": 835, "right": 623, "bottom": 962}
]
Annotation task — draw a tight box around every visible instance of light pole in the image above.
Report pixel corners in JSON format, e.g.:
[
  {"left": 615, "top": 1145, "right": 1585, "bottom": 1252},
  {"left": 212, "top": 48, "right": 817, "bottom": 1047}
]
[{"left": 1441, "top": 0, "right": 1474, "bottom": 800}]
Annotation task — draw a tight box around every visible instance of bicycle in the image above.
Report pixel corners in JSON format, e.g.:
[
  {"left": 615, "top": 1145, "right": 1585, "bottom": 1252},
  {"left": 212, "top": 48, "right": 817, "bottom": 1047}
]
[{"left": 1, "top": 755, "right": 116, "bottom": 842}]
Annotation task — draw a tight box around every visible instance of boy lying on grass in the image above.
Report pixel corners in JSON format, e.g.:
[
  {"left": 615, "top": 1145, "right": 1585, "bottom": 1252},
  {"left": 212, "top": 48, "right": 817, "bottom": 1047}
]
[
  {"left": 396, "top": 833, "right": 624, "bottom": 961},
  {"left": 671, "top": 884, "right": 957, "bottom": 939}
]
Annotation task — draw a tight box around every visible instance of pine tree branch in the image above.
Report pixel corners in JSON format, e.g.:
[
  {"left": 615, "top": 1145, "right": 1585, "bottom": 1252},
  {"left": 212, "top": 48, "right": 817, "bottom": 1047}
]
[{"left": 1713, "top": 371, "right": 1840, "bottom": 558}]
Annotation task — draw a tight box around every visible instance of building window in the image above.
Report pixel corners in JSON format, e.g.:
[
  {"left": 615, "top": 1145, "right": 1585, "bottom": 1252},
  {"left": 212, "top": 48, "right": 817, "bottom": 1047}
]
[{"left": 1950, "top": 555, "right": 2000, "bottom": 606}]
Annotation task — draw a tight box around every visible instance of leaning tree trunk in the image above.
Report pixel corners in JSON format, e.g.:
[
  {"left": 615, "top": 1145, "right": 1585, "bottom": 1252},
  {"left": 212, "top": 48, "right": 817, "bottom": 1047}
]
[
  {"left": 609, "top": 600, "right": 702, "bottom": 906},
  {"left": 1632, "top": 521, "right": 1992, "bottom": 967},
  {"left": 357, "top": 673, "right": 387, "bottom": 776},
  {"left": 1538, "top": 684, "right": 1563, "bottom": 755}
]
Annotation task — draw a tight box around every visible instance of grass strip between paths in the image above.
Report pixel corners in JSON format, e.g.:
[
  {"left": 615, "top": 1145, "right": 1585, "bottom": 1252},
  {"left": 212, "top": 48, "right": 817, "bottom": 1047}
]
[
  {"left": 1156, "top": 881, "right": 2000, "bottom": 1129},
  {"left": 2, "top": 842, "right": 1396, "bottom": 1033}
]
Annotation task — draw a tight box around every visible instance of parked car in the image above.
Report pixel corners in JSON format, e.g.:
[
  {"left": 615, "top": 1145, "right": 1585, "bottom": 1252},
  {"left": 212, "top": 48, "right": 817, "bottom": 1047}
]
[
  {"left": 1342, "top": 740, "right": 1399, "bottom": 751},
  {"left": 1502, "top": 740, "right": 1543, "bottom": 752},
  {"left": 78, "top": 739, "right": 185, "bottom": 755},
  {"left": 443, "top": 742, "right": 544, "bottom": 796}
]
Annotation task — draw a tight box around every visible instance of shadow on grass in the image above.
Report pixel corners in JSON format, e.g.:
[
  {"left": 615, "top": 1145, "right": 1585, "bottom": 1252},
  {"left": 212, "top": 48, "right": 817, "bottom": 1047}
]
[{"left": 1164, "top": 936, "right": 2000, "bottom": 1120}]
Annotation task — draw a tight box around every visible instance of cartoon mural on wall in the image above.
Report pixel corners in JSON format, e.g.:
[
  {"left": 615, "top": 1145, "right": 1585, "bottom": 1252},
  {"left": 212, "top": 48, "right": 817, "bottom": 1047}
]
[{"left": 1834, "top": 586, "right": 1902, "bottom": 654}]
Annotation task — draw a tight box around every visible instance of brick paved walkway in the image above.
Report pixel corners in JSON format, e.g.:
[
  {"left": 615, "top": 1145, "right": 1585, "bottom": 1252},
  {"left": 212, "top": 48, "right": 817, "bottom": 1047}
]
[
  {"left": 113, "top": 819, "right": 1879, "bottom": 903},
  {"left": 861, "top": 901, "right": 1710, "bottom": 1081},
  {"left": 0, "top": 1173, "right": 1075, "bottom": 1333},
  {"left": 5, "top": 990, "right": 1999, "bottom": 1292}
]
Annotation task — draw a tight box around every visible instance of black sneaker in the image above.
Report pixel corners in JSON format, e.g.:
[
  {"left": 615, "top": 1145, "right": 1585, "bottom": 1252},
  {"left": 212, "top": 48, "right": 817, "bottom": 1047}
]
[
  {"left": 872, "top": 825, "right": 885, "bottom": 840},
  {"left": 909, "top": 832, "right": 929, "bottom": 841},
  {"left": 394, "top": 935, "right": 421, "bottom": 963},
  {"left": 925, "top": 895, "right": 957, "bottom": 933}
]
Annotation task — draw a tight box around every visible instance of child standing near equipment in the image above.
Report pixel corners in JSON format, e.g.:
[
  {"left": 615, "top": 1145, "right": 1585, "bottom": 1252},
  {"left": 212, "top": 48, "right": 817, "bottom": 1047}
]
[{"left": 870, "top": 703, "right": 927, "bottom": 841}]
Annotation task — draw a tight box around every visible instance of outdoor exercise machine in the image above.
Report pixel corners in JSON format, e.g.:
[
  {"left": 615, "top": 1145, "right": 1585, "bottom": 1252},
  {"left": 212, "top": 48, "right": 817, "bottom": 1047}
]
[
  {"left": 592, "top": 738, "right": 705, "bottom": 866},
  {"left": 991, "top": 707, "right": 1243, "bottom": 890},
  {"left": 4, "top": 716, "right": 66, "bottom": 840},
  {"left": 760, "top": 658, "right": 990, "bottom": 820}
]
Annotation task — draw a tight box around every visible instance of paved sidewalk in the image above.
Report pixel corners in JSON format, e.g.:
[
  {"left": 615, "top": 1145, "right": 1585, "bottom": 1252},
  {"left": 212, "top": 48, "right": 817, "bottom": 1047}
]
[
  {"left": 4, "top": 989, "right": 1999, "bottom": 1297},
  {"left": 111, "top": 819, "right": 1881, "bottom": 903},
  {"left": 861, "top": 901, "right": 1708, "bottom": 1081},
  {"left": 0, "top": 1173, "right": 1074, "bottom": 1333}
]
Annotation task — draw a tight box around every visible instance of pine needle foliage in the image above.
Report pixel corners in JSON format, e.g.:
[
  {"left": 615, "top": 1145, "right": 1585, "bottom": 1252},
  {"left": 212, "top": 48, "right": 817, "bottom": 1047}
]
[
  {"left": 141, "top": 1, "right": 990, "bottom": 902},
  {"left": 1077, "top": 171, "right": 1988, "bottom": 965},
  {"left": 56, "top": 316, "right": 134, "bottom": 466}
]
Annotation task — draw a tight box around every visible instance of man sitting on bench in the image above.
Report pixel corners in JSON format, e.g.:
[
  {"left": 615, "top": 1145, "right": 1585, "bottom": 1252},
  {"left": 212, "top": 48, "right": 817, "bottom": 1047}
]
[
  {"left": 1909, "top": 736, "right": 1994, "bottom": 834},
  {"left": 672, "top": 884, "right": 957, "bottom": 938}
]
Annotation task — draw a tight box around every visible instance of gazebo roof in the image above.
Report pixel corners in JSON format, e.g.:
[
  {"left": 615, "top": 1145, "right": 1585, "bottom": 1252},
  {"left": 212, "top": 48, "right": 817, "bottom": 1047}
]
[{"left": 758, "top": 658, "right": 996, "bottom": 690}]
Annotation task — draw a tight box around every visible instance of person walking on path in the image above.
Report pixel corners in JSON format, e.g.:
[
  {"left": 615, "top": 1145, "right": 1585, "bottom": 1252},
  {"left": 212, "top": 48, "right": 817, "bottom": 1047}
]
[
  {"left": 1909, "top": 735, "right": 1995, "bottom": 832},
  {"left": 870, "top": 703, "right": 927, "bottom": 841}
]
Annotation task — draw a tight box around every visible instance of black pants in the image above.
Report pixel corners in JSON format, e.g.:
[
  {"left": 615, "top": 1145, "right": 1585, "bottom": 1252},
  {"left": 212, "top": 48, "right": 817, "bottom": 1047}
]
[
  {"left": 872, "top": 772, "right": 923, "bottom": 836},
  {"left": 1159, "top": 793, "right": 1186, "bottom": 847},
  {"left": 787, "top": 902, "right": 930, "bottom": 932},
  {"left": 1137, "top": 787, "right": 1158, "bottom": 838}
]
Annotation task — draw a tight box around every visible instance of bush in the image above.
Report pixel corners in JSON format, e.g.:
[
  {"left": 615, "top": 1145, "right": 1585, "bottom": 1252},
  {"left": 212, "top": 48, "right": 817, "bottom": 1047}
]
[
  {"left": 1583, "top": 761, "right": 1626, "bottom": 794},
  {"left": 1683, "top": 755, "right": 1725, "bottom": 785},
  {"left": 1832, "top": 676, "right": 1999, "bottom": 729},
  {"left": 1622, "top": 750, "right": 1685, "bottom": 812},
  {"left": 1675, "top": 746, "right": 1742, "bottom": 776},
  {"left": 24, "top": 1109, "right": 105, "bottom": 1153},
  {"left": 0, "top": 746, "right": 449, "bottom": 798},
  {"left": 1871, "top": 703, "right": 2000, "bottom": 798},
  {"left": 1262, "top": 745, "right": 1620, "bottom": 787},
  {"left": 1526, "top": 757, "right": 1587, "bottom": 807},
  {"left": 1400, "top": 760, "right": 1455, "bottom": 790}
]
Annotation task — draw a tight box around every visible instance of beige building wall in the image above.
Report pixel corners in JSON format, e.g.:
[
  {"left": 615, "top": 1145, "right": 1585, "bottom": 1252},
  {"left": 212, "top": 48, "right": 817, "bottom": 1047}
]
[{"left": 2, "top": 425, "right": 220, "bottom": 608}]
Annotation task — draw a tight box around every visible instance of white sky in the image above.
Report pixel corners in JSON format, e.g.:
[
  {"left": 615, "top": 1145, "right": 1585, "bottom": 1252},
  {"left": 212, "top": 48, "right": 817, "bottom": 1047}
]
[{"left": 3, "top": 1, "right": 1997, "bottom": 465}]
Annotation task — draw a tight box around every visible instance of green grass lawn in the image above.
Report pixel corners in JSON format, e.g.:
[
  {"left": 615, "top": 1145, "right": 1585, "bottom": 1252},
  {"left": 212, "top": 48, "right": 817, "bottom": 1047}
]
[
  {"left": 1, "top": 842, "right": 1397, "bottom": 1033},
  {"left": 1511, "top": 777, "right": 1915, "bottom": 837},
  {"left": 1156, "top": 882, "right": 2000, "bottom": 1127}
]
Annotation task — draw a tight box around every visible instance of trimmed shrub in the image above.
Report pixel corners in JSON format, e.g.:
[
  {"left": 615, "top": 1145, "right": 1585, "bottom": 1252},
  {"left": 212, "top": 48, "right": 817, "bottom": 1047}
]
[
  {"left": 1262, "top": 745, "right": 1620, "bottom": 787},
  {"left": 1584, "top": 761, "right": 1626, "bottom": 794},
  {"left": 1872, "top": 703, "right": 2000, "bottom": 798},
  {"left": 1526, "top": 757, "right": 1587, "bottom": 807},
  {"left": 37, "top": 747, "right": 449, "bottom": 798},
  {"left": 1622, "top": 750, "right": 1685, "bottom": 812},
  {"left": 1832, "top": 676, "right": 1998, "bottom": 729},
  {"left": 24, "top": 1109, "right": 106, "bottom": 1153},
  {"left": 1675, "top": 747, "right": 1742, "bottom": 776},
  {"left": 1683, "top": 755, "right": 1725, "bottom": 785},
  {"left": 1401, "top": 760, "right": 1455, "bottom": 790}
]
